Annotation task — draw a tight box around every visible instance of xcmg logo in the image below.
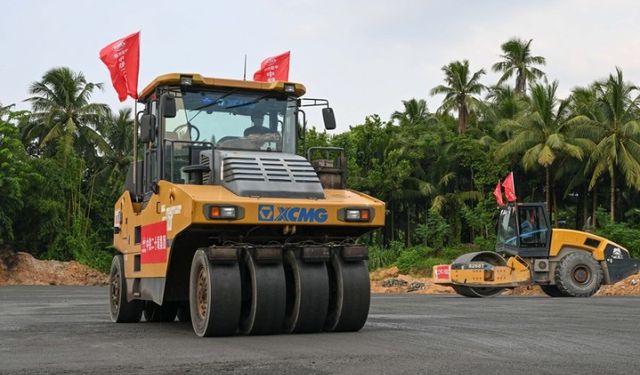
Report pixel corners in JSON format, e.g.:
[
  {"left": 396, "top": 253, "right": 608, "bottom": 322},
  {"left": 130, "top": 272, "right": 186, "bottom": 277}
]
[{"left": 258, "top": 205, "right": 328, "bottom": 223}]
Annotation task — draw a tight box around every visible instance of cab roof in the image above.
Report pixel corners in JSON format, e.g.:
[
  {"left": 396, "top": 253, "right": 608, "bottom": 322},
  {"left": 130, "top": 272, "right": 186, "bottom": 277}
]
[{"left": 139, "top": 73, "right": 306, "bottom": 100}]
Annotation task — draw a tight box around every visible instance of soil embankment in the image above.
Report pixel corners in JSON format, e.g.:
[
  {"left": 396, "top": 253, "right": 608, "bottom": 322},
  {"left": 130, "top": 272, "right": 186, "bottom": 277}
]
[
  {"left": 0, "top": 249, "right": 107, "bottom": 286},
  {"left": 371, "top": 266, "right": 640, "bottom": 296}
]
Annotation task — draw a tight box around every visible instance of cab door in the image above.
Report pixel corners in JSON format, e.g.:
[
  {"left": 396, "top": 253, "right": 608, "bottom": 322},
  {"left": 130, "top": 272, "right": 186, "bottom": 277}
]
[{"left": 515, "top": 204, "right": 551, "bottom": 257}]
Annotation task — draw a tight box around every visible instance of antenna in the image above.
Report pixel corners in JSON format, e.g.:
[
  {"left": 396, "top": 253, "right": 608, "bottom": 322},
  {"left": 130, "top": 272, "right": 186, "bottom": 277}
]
[{"left": 243, "top": 54, "right": 247, "bottom": 80}]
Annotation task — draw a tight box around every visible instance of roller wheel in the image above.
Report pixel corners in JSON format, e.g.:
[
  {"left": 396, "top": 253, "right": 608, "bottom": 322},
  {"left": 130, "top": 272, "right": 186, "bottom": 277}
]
[
  {"left": 283, "top": 250, "right": 329, "bottom": 333},
  {"left": 109, "top": 255, "right": 143, "bottom": 323},
  {"left": 239, "top": 251, "right": 286, "bottom": 335},
  {"left": 554, "top": 252, "right": 603, "bottom": 297},
  {"left": 189, "top": 249, "right": 242, "bottom": 337},
  {"left": 452, "top": 285, "right": 504, "bottom": 298},
  {"left": 143, "top": 302, "right": 177, "bottom": 322},
  {"left": 539, "top": 284, "right": 567, "bottom": 297},
  {"left": 176, "top": 302, "right": 191, "bottom": 322},
  {"left": 324, "top": 253, "right": 370, "bottom": 332}
]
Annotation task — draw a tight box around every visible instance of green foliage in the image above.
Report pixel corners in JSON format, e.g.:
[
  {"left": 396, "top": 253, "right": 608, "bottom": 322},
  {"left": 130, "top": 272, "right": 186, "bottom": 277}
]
[
  {"left": 415, "top": 211, "right": 449, "bottom": 249},
  {"left": 395, "top": 246, "right": 437, "bottom": 274},
  {"left": 3, "top": 37, "right": 640, "bottom": 277},
  {"left": 0, "top": 109, "right": 30, "bottom": 243},
  {"left": 368, "top": 241, "right": 403, "bottom": 271},
  {"left": 594, "top": 213, "right": 640, "bottom": 258}
]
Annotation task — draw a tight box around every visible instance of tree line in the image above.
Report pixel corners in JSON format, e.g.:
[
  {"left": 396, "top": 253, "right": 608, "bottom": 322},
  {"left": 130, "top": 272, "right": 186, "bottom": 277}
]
[{"left": 1, "top": 37, "right": 639, "bottom": 273}]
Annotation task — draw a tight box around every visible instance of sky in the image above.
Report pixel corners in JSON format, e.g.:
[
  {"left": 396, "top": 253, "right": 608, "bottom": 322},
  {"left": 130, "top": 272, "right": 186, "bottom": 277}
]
[{"left": 1, "top": 0, "right": 639, "bottom": 132}]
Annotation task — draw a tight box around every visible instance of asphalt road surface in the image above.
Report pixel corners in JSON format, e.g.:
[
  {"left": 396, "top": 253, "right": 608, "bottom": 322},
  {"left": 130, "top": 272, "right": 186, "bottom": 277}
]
[{"left": 1, "top": 286, "right": 639, "bottom": 375}]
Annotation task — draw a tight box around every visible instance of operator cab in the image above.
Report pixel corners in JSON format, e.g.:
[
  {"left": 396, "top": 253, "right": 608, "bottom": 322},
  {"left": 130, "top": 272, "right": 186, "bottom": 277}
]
[
  {"left": 162, "top": 89, "right": 297, "bottom": 184},
  {"left": 128, "top": 74, "right": 338, "bottom": 203},
  {"left": 495, "top": 203, "right": 551, "bottom": 257}
]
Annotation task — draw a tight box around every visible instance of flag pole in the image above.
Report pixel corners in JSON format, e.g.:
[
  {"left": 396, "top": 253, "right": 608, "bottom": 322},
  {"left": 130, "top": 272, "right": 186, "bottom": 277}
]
[
  {"left": 243, "top": 54, "right": 247, "bottom": 80},
  {"left": 132, "top": 99, "right": 138, "bottom": 199}
]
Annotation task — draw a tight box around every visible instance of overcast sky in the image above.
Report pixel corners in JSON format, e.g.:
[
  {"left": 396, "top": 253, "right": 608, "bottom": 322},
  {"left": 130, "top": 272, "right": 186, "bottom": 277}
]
[{"left": 1, "top": 1, "right": 639, "bottom": 132}]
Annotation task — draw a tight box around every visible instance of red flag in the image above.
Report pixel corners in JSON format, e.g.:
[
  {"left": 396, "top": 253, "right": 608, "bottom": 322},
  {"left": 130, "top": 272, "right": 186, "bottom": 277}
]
[
  {"left": 493, "top": 181, "right": 505, "bottom": 207},
  {"left": 502, "top": 172, "right": 517, "bottom": 202},
  {"left": 99, "top": 32, "right": 140, "bottom": 102},
  {"left": 253, "top": 51, "right": 290, "bottom": 82}
]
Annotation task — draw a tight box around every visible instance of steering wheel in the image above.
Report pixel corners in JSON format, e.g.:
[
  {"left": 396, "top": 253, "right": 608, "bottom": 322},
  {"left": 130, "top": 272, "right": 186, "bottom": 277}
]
[{"left": 174, "top": 123, "right": 201, "bottom": 141}]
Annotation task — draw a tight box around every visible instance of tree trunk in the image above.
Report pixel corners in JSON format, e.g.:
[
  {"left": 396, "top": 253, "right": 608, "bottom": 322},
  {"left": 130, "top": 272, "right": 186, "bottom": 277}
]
[
  {"left": 610, "top": 168, "right": 616, "bottom": 222},
  {"left": 457, "top": 104, "right": 467, "bottom": 135},
  {"left": 545, "top": 166, "right": 551, "bottom": 216},
  {"left": 592, "top": 185, "right": 597, "bottom": 227},
  {"left": 515, "top": 73, "right": 526, "bottom": 94},
  {"left": 405, "top": 202, "right": 411, "bottom": 247},
  {"left": 390, "top": 201, "right": 395, "bottom": 242},
  {"left": 580, "top": 183, "right": 588, "bottom": 229}
]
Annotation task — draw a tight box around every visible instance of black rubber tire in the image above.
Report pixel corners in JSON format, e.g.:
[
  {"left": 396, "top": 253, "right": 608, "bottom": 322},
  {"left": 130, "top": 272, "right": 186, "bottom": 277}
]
[
  {"left": 554, "top": 252, "right": 603, "bottom": 297},
  {"left": 539, "top": 284, "right": 568, "bottom": 297},
  {"left": 324, "top": 254, "right": 370, "bottom": 332},
  {"left": 176, "top": 302, "right": 191, "bottom": 322},
  {"left": 283, "top": 250, "right": 329, "bottom": 334},
  {"left": 109, "top": 255, "right": 143, "bottom": 323},
  {"left": 239, "top": 251, "right": 287, "bottom": 335},
  {"left": 451, "top": 285, "right": 504, "bottom": 298},
  {"left": 189, "top": 249, "right": 241, "bottom": 337},
  {"left": 143, "top": 301, "right": 177, "bottom": 322}
]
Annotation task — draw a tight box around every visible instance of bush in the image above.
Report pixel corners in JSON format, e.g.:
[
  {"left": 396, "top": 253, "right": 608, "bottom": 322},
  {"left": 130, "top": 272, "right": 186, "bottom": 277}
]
[
  {"left": 368, "top": 241, "right": 403, "bottom": 271},
  {"left": 395, "top": 246, "right": 448, "bottom": 275},
  {"left": 594, "top": 221, "right": 640, "bottom": 259},
  {"left": 441, "top": 244, "right": 473, "bottom": 261}
]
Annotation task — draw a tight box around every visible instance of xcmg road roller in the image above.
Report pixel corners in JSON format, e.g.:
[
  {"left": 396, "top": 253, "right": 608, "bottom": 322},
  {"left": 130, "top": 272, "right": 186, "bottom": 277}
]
[
  {"left": 434, "top": 202, "right": 639, "bottom": 297},
  {"left": 109, "top": 74, "right": 385, "bottom": 336}
]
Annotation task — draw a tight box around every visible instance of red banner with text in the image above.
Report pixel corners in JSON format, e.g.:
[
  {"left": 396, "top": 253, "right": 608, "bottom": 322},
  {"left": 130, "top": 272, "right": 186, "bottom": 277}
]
[
  {"left": 253, "top": 51, "right": 290, "bottom": 82},
  {"left": 141, "top": 221, "right": 167, "bottom": 264},
  {"left": 99, "top": 31, "right": 140, "bottom": 102}
]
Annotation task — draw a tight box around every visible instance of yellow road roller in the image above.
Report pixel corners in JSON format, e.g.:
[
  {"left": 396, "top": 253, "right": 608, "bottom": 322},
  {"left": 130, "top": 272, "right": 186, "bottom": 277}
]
[
  {"left": 109, "top": 74, "right": 385, "bottom": 336},
  {"left": 434, "top": 202, "right": 639, "bottom": 297}
]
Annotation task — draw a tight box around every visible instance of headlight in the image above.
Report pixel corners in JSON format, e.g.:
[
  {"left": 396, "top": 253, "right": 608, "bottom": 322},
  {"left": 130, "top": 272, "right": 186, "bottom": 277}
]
[
  {"left": 284, "top": 83, "right": 296, "bottom": 93},
  {"left": 205, "top": 205, "right": 242, "bottom": 220},
  {"left": 341, "top": 208, "right": 372, "bottom": 222}
]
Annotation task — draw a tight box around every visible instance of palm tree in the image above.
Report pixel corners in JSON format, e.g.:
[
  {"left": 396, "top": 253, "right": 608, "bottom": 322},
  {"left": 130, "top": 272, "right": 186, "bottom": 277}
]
[
  {"left": 496, "top": 81, "right": 592, "bottom": 212},
  {"left": 431, "top": 60, "right": 486, "bottom": 135},
  {"left": 97, "top": 108, "right": 134, "bottom": 190},
  {"left": 577, "top": 68, "right": 640, "bottom": 221},
  {"left": 23, "top": 67, "right": 110, "bottom": 156},
  {"left": 492, "top": 38, "right": 546, "bottom": 95},
  {"left": 391, "top": 99, "right": 431, "bottom": 127}
]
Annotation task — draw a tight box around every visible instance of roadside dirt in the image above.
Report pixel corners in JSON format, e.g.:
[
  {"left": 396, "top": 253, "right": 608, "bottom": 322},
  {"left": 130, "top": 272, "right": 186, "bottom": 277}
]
[
  {"left": 0, "top": 249, "right": 108, "bottom": 286},
  {"left": 370, "top": 266, "right": 640, "bottom": 296},
  {"left": 2, "top": 249, "right": 637, "bottom": 295}
]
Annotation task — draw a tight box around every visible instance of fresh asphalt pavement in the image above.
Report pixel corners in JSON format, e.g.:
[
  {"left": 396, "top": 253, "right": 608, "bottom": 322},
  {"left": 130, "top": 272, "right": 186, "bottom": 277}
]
[{"left": 0, "top": 286, "right": 639, "bottom": 374}]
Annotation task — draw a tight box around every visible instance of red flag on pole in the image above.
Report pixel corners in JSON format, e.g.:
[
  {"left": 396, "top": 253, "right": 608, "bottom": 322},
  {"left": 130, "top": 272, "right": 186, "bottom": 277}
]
[
  {"left": 253, "top": 51, "right": 290, "bottom": 82},
  {"left": 493, "top": 181, "right": 505, "bottom": 207},
  {"left": 99, "top": 32, "right": 140, "bottom": 102},
  {"left": 502, "top": 172, "right": 517, "bottom": 202}
]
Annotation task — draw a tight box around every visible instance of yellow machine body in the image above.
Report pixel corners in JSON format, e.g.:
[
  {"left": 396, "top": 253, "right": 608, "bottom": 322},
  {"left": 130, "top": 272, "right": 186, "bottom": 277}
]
[
  {"left": 109, "top": 73, "right": 384, "bottom": 335},
  {"left": 433, "top": 202, "right": 639, "bottom": 297},
  {"left": 114, "top": 181, "right": 384, "bottom": 279}
]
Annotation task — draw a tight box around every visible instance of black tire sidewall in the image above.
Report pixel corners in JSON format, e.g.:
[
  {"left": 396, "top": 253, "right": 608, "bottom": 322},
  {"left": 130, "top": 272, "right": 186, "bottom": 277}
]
[
  {"left": 109, "top": 255, "right": 122, "bottom": 321},
  {"left": 189, "top": 250, "right": 212, "bottom": 336},
  {"left": 109, "top": 254, "right": 142, "bottom": 323},
  {"left": 555, "top": 252, "right": 603, "bottom": 297}
]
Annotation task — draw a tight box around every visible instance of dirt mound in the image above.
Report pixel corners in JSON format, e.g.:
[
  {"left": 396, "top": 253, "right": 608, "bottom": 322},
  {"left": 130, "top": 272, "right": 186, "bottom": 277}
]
[
  {"left": 0, "top": 249, "right": 108, "bottom": 286},
  {"left": 371, "top": 267, "right": 454, "bottom": 294},
  {"left": 370, "top": 267, "right": 640, "bottom": 296}
]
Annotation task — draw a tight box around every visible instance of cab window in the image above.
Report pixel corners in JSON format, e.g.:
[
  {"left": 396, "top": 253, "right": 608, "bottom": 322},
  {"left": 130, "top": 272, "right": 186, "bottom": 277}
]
[{"left": 517, "top": 206, "right": 548, "bottom": 248}]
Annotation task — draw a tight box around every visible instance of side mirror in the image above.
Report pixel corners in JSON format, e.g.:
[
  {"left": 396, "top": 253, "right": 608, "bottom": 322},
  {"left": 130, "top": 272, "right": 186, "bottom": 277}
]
[
  {"left": 161, "top": 94, "right": 177, "bottom": 118},
  {"left": 139, "top": 114, "right": 156, "bottom": 143},
  {"left": 322, "top": 107, "right": 336, "bottom": 130}
]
